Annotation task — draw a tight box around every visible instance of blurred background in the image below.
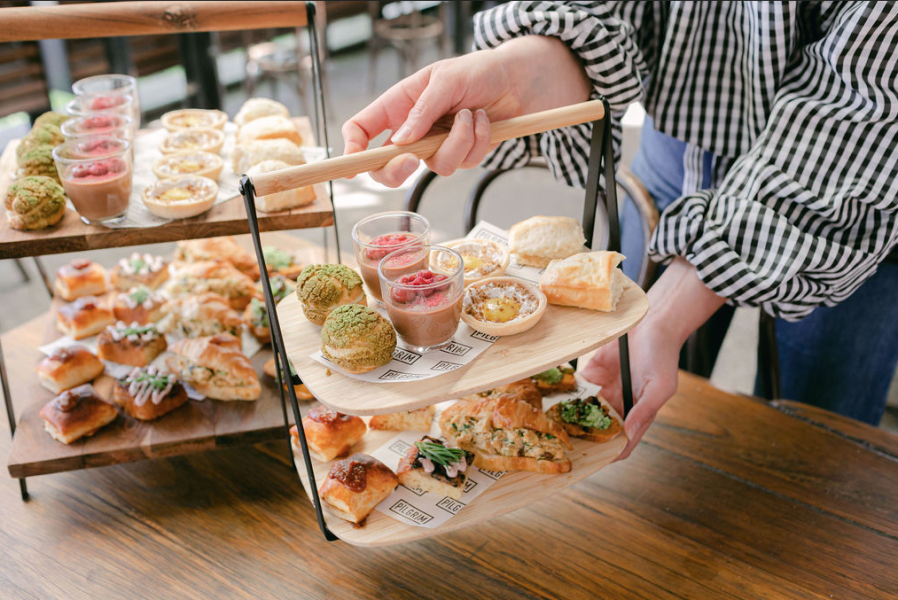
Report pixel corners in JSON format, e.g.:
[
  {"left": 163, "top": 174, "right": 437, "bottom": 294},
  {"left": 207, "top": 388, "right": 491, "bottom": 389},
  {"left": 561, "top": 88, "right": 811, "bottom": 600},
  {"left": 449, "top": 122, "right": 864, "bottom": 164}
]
[{"left": 0, "top": 0, "right": 895, "bottom": 430}]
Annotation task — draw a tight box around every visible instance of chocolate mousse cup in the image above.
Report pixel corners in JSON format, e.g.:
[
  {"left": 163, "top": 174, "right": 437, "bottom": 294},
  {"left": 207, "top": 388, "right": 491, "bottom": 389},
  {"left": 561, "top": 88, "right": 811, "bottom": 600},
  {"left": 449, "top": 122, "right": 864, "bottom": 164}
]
[
  {"left": 53, "top": 136, "right": 132, "bottom": 225},
  {"left": 352, "top": 211, "right": 431, "bottom": 304},
  {"left": 72, "top": 74, "right": 141, "bottom": 130},
  {"left": 379, "top": 245, "right": 464, "bottom": 353}
]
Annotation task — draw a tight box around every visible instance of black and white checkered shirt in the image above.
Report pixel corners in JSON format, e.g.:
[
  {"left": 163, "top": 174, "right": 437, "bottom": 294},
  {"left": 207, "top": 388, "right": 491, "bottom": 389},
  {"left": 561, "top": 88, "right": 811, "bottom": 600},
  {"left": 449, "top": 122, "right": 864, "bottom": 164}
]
[{"left": 473, "top": 1, "right": 898, "bottom": 320}]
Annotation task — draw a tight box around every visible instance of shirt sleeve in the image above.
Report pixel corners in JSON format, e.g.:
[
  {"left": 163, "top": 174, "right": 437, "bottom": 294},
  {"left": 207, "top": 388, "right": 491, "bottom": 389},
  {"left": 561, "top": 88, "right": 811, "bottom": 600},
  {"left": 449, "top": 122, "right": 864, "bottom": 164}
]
[
  {"left": 472, "top": 1, "right": 658, "bottom": 187},
  {"left": 650, "top": 2, "right": 898, "bottom": 320}
]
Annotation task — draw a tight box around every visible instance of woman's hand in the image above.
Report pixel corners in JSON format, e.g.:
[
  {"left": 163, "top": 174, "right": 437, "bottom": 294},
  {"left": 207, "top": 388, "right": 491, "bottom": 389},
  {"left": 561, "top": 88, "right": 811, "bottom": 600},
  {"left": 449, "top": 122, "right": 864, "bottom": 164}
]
[
  {"left": 342, "top": 36, "right": 592, "bottom": 187},
  {"left": 580, "top": 258, "right": 727, "bottom": 460}
]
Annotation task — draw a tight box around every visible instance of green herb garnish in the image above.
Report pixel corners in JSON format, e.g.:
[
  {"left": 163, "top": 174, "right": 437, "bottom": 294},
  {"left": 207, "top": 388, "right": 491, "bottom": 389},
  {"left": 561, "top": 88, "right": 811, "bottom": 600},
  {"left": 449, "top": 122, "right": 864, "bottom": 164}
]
[
  {"left": 533, "top": 367, "right": 563, "bottom": 385},
  {"left": 263, "top": 246, "right": 293, "bottom": 271},
  {"left": 116, "top": 324, "right": 157, "bottom": 337},
  {"left": 250, "top": 297, "right": 269, "bottom": 328},
  {"left": 560, "top": 398, "right": 612, "bottom": 430},
  {"left": 415, "top": 441, "right": 465, "bottom": 467},
  {"left": 129, "top": 256, "right": 147, "bottom": 273},
  {"left": 125, "top": 370, "right": 170, "bottom": 392},
  {"left": 129, "top": 286, "right": 151, "bottom": 305}
]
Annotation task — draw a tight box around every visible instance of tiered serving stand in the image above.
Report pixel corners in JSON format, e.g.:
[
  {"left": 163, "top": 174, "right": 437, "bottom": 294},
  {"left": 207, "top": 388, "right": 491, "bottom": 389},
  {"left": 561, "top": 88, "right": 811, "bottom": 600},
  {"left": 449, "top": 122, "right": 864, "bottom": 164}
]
[{"left": 1, "top": 1, "right": 645, "bottom": 548}]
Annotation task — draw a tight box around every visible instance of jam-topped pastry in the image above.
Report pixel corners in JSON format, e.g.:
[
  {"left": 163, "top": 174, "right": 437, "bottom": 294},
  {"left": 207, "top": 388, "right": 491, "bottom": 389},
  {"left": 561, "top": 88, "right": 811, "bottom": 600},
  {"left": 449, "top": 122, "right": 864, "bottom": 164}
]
[
  {"left": 142, "top": 175, "right": 218, "bottom": 220},
  {"left": 113, "top": 366, "right": 189, "bottom": 421},
  {"left": 112, "top": 286, "right": 165, "bottom": 325},
  {"left": 435, "top": 239, "right": 510, "bottom": 286},
  {"left": 397, "top": 436, "right": 475, "bottom": 500},
  {"left": 318, "top": 453, "right": 399, "bottom": 525},
  {"left": 54, "top": 258, "right": 108, "bottom": 301},
  {"left": 161, "top": 108, "right": 228, "bottom": 132},
  {"left": 153, "top": 152, "right": 223, "bottom": 183},
  {"left": 96, "top": 321, "right": 167, "bottom": 367},
  {"left": 293, "top": 404, "right": 367, "bottom": 462},
  {"left": 111, "top": 252, "right": 169, "bottom": 291},
  {"left": 158, "top": 128, "right": 225, "bottom": 155},
  {"left": 40, "top": 383, "right": 117, "bottom": 445},
  {"left": 461, "top": 276, "right": 547, "bottom": 337}
]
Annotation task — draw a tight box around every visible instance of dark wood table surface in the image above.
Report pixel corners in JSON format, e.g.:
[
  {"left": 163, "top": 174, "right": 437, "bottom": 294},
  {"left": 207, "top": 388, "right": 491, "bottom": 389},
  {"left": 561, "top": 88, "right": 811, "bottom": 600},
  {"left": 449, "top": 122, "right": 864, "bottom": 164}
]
[{"left": 1, "top": 371, "right": 895, "bottom": 599}]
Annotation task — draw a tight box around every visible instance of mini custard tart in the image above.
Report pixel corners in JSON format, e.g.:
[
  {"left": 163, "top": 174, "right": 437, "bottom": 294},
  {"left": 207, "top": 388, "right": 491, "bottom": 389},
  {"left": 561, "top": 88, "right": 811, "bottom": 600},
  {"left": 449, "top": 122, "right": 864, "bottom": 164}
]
[
  {"left": 153, "top": 152, "right": 224, "bottom": 182},
  {"left": 142, "top": 175, "right": 218, "bottom": 220},
  {"left": 158, "top": 128, "right": 225, "bottom": 155},
  {"left": 460, "top": 276, "right": 547, "bottom": 337},
  {"left": 434, "top": 238, "right": 510, "bottom": 286},
  {"left": 161, "top": 109, "right": 228, "bottom": 132}
]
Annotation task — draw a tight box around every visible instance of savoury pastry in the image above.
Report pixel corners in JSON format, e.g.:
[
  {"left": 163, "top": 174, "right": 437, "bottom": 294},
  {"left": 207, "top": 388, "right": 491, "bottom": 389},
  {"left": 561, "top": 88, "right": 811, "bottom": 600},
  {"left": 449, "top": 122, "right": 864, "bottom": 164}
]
[
  {"left": 113, "top": 366, "right": 189, "bottom": 421},
  {"left": 54, "top": 259, "right": 107, "bottom": 301},
  {"left": 462, "top": 379, "right": 543, "bottom": 411},
  {"left": 40, "top": 384, "right": 117, "bottom": 444},
  {"left": 56, "top": 296, "right": 115, "bottom": 340},
  {"left": 460, "top": 276, "right": 547, "bottom": 337},
  {"left": 318, "top": 453, "right": 398, "bottom": 524},
  {"left": 112, "top": 286, "right": 165, "bottom": 325},
  {"left": 295, "top": 405, "right": 366, "bottom": 462},
  {"left": 263, "top": 246, "right": 304, "bottom": 280},
  {"left": 111, "top": 252, "right": 169, "bottom": 291},
  {"left": 369, "top": 406, "right": 435, "bottom": 432},
  {"left": 36, "top": 346, "right": 105, "bottom": 394},
  {"left": 165, "top": 260, "right": 258, "bottom": 310},
  {"left": 508, "top": 216, "right": 586, "bottom": 268},
  {"left": 97, "top": 322, "right": 167, "bottom": 367},
  {"left": 175, "top": 237, "right": 260, "bottom": 281},
  {"left": 167, "top": 333, "right": 261, "bottom": 401},
  {"left": 263, "top": 357, "right": 314, "bottom": 400},
  {"left": 397, "top": 436, "right": 474, "bottom": 500},
  {"left": 157, "top": 292, "right": 243, "bottom": 339},
  {"left": 539, "top": 251, "right": 626, "bottom": 312}
]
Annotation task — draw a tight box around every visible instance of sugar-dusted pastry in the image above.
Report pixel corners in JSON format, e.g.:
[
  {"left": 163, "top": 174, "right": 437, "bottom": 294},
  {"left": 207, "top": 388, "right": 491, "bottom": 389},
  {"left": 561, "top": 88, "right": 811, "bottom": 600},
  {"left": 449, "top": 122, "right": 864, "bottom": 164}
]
[
  {"left": 369, "top": 406, "right": 435, "bottom": 432},
  {"left": 142, "top": 175, "right": 218, "bottom": 220},
  {"left": 234, "top": 97, "right": 290, "bottom": 127},
  {"left": 4, "top": 175, "right": 66, "bottom": 231},
  {"left": 56, "top": 296, "right": 115, "bottom": 340},
  {"left": 54, "top": 258, "right": 108, "bottom": 301},
  {"left": 157, "top": 292, "right": 243, "bottom": 339},
  {"left": 112, "top": 286, "right": 165, "bottom": 325},
  {"left": 247, "top": 159, "right": 316, "bottom": 212},
  {"left": 434, "top": 238, "right": 510, "bottom": 286},
  {"left": 232, "top": 138, "right": 306, "bottom": 174},
  {"left": 153, "top": 152, "right": 224, "bottom": 182},
  {"left": 113, "top": 366, "right": 189, "bottom": 421},
  {"left": 397, "top": 436, "right": 474, "bottom": 500},
  {"left": 320, "top": 304, "right": 396, "bottom": 374},
  {"left": 161, "top": 108, "right": 228, "bottom": 132},
  {"left": 236, "top": 115, "right": 302, "bottom": 146},
  {"left": 318, "top": 453, "right": 398, "bottom": 525},
  {"left": 292, "top": 405, "right": 366, "bottom": 462},
  {"left": 158, "top": 128, "right": 225, "bottom": 155},
  {"left": 263, "top": 357, "right": 313, "bottom": 400},
  {"left": 111, "top": 252, "right": 169, "bottom": 291},
  {"left": 296, "top": 264, "right": 367, "bottom": 325},
  {"left": 508, "top": 215, "right": 586, "bottom": 268},
  {"left": 165, "top": 260, "right": 258, "bottom": 310},
  {"left": 167, "top": 333, "right": 261, "bottom": 401},
  {"left": 546, "top": 395, "right": 623, "bottom": 443},
  {"left": 539, "top": 251, "right": 626, "bottom": 312},
  {"left": 175, "top": 237, "right": 260, "bottom": 281},
  {"left": 35, "top": 346, "right": 104, "bottom": 394},
  {"left": 40, "top": 384, "right": 117, "bottom": 445},
  {"left": 97, "top": 322, "right": 167, "bottom": 367},
  {"left": 263, "top": 246, "right": 304, "bottom": 280},
  {"left": 460, "top": 276, "right": 547, "bottom": 337}
]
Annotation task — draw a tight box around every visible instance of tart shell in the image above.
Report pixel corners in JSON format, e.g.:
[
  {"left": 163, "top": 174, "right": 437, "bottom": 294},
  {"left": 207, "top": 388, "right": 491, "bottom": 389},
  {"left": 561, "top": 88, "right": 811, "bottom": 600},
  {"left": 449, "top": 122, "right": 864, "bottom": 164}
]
[
  {"left": 460, "top": 276, "right": 547, "bottom": 337},
  {"left": 161, "top": 109, "right": 228, "bottom": 132},
  {"left": 153, "top": 152, "right": 224, "bottom": 182},
  {"left": 142, "top": 175, "right": 218, "bottom": 220},
  {"left": 158, "top": 128, "right": 225, "bottom": 155},
  {"left": 435, "top": 238, "right": 510, "bottom": 286}
]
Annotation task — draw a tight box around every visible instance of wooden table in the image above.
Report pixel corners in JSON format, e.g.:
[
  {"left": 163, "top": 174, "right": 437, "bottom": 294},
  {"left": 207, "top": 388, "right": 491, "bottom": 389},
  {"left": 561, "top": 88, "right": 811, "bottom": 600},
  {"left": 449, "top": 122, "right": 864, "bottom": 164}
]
[{"left": 1, "top": 371, "right": 895, "bottom": 599}]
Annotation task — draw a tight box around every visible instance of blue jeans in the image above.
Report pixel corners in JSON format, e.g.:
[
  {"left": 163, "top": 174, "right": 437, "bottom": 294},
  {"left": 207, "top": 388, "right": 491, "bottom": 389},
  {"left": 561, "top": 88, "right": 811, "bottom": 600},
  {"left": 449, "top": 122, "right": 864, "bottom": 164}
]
[{"left": 621, "top": 118, "right": 898, "bottom": 425}]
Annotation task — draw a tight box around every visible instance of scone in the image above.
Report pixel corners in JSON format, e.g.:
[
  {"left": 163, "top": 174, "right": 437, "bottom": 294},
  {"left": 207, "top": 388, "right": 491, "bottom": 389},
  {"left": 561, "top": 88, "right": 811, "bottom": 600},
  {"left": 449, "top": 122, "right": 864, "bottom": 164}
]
[
  {"left": 234, "top": 97, "right": 290, "bottom": 127},
  {"left": 508, "top": 216, "right": 586, "bottom": 268},
  {"left": 296, "top": 264, "right": 367, "bottom": 325},
  {"left": 539, "top": 251, "right": 626, "bottom": 312},
  {"left": 247, "top": 159, "right": 316, "bottom": 212},
  {"left": 232, "top": 138, "right": 306, "bottom": 174},
  {"left": 320, "top": 304, "right": 396, "bottom": 374},
  {"left": 236, "top": 115, "right": 302, "bottom": 146},
  {"left": 4, "top": 175, "right": 66, "bottom": 231}
]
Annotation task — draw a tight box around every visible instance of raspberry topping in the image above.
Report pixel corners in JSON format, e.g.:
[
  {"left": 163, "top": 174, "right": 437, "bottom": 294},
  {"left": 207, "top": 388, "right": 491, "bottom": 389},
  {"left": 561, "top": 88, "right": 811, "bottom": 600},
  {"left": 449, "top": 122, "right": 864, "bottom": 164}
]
[
  {"left": 365, "top": 233, "right": 415, "bottom": 260},
  {"left": 83, "top": 115, "right": 114, "bottom": 130},
  {"left": 70, "top": 158, "right": 126, "bottom": 179},
  {"left": 89, "top": 95, "right": 125, "bottom": 111},
  {"left": 391, "top": 270, "right": 449, "bottom": 304}
]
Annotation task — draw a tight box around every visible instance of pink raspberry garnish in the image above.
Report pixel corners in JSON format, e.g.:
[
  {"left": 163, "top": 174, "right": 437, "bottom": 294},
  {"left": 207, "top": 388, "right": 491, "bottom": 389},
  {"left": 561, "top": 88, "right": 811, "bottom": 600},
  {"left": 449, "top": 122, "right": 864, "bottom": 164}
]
[
  {"left": 391, "top": 270, "right": 449, "bottom": 304},
  {"left": 72, "top": 164, "right": 91, "bottom": 179},
  {"left": 84, "top": 115, "right": 113, "bottom": 130},
  {"left": 90, "top": 96, "right": 124, "bottom": 110},
  {"left": 365, "top": 233, "right": 415, "bottom": 260},
  {"left": 89, "top": 162, "right": 108, "bottom": 177}
]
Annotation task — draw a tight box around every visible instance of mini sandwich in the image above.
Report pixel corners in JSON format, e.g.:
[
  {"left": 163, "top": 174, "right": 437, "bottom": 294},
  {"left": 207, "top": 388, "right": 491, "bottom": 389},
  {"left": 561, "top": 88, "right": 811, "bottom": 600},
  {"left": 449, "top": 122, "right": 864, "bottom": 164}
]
[
  {"left": 529, "top": 365, "right": 578, "bottom": 396},
  {"left": 397, "top": 436, "right": 474, "bottom": 500},
  {"left": 166, "top": 333, "right": 261, "bottom": 401},
  {"left": 164, "top": 260, "right": 258, "bottom": 311},
  {"left": 546, "top": 396, "right": 623, "bottom": 443},
  {"left": 440, "top": 395, "right": 573, "bottom": 474},
  {"left": 40, "top": 384, "right": 117, "bottom": 444}
]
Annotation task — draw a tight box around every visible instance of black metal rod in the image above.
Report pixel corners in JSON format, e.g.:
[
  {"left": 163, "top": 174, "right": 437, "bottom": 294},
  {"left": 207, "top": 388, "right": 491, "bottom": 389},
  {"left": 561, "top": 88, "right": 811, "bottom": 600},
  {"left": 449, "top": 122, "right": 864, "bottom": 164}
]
[
  {"left": 32, "top": 257, "right": 53, "bottom": 298},
  {"left": 240, "top": 176, "right": 337, "bottom": 542},
  {"left": 0, "top": 335, "right": 28, "bottom": 501}
]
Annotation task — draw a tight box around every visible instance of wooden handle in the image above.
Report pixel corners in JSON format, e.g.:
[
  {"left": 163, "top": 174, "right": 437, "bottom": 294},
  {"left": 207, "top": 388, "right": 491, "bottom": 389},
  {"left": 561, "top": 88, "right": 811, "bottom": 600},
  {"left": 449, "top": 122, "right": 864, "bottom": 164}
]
[
  {"left": 250, "top": 100, "right": 606, "bottom": 197},
  {"left": 0, "top": 1, "right": 307, "bottom": 42}
]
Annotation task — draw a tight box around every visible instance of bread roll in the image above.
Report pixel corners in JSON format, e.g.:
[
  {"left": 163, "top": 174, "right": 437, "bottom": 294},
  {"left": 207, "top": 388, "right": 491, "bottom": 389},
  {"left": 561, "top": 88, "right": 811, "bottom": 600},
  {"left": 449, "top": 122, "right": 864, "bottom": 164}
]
[
  {"left": 318, "top": 453, "right": 398, "bottom": 524},
  {"left": 40, "top": 384, "right": 117, "bottom": 444},
  {"left": 539, "top": 251, "right": 626, "bottom": 312},
  {"left": 54, "top": 259, "right": 107, "bottom": 301},
  {"left": 236, "top": 115, "right": 302, "bottom": 146},
  {"left": 35, "top": 346, "right": 104, "bottom": 394},
  {"left": 234, "top": 98, "right": 290, "bottom": 127},
  {"left": 508, "top": 216, "right": 586, "bottom": 268},
  {"left": 247, "top": 160, "right": 316, "bottom": 212},
  {"left": 232, "top": 138, "right": 306, "bottom": 174}
]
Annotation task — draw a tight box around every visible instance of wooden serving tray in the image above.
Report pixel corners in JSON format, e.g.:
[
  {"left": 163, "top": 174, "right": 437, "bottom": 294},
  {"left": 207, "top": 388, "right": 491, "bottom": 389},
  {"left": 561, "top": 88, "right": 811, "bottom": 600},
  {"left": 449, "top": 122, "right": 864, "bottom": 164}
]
[
  {"left": 278, "top": 279, "right": 649, "bottom": 415},
  {"left": 291, "top": 419, "right": 627, "bottom": 547},
  {"left": 0, "top": 117, "right": 333, "bottom": 260}
]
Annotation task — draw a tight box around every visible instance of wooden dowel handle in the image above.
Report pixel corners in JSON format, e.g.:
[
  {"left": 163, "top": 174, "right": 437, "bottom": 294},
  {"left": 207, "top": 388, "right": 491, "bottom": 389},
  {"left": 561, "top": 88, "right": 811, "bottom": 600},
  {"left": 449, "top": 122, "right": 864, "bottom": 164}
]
[{"left": 250, "top": 100, "right": 606, "bottom": 197}]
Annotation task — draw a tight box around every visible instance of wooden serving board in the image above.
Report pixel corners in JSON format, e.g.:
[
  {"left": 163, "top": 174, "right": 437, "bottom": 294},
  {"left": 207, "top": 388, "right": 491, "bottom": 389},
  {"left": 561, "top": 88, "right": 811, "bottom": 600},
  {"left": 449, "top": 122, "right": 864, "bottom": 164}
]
[
  {"left": 0, "top": 117, "right": 333, "bottom": 260},
  {"left": 291, "top": 418, "right": 627, "bottom": 547},
  {"left": 279, "top": 279, "right": 649, "bottom": 415}
]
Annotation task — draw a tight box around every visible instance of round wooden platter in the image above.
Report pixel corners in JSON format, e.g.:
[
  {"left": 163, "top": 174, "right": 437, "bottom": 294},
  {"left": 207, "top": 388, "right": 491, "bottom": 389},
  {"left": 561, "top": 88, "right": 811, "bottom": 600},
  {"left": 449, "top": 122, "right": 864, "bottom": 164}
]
[
  {"left": 291, "top": 416, "right": 628, "bottom": 547},
  {"left": 278, "top": 278, "right": 649, "bottom": 415}
]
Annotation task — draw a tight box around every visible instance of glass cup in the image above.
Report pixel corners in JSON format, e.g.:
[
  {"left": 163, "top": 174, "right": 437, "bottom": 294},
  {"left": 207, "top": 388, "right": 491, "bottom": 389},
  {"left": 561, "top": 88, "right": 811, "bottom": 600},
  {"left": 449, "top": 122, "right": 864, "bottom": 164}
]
[
  {"left": 379, "top": 245, "right": 464, "bottom": 353},
  {"left": 352, "top": 211, "right": 431, "bottom": 303},
  {"left": 60, "top": 112, "right": 133, "bottom": 143},
  {"left": 66, "top": 92, "right": 136, "bottom": 136},
  {"left": 53, "top": 136, "right": 132, "bottom": 225},
  {"left": 72, "top": 74, "right": 140, "bottom": 129}
]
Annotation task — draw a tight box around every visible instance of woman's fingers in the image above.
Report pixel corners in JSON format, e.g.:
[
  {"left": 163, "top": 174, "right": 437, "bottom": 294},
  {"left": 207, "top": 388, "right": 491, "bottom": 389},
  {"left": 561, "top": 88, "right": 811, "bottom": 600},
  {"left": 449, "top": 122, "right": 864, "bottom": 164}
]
[
  {"left": 614, "top": 369, "right": 677, "bottom": 462},
  {"left": 368, "top": 153, "right": 421, "bottom": 188},
  {"left": 461, "top": 109, "right": 492, "bottom": 168},
  {"left": 424, "top": 109, "right": 476, "bottom": 176}
]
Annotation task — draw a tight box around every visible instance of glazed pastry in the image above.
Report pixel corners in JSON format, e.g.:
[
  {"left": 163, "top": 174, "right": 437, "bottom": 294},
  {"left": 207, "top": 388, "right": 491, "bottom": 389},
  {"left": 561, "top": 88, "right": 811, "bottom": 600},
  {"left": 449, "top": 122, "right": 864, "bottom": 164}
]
[
  {"left": 546, "top": 396, "right": 623, "bottom": 443},
  {"left": 112, "top": 286, "right": 165, "bottom": 325},
  {"left": 318, "top": 453, "right": 398, "bottom": 525},
  {"left": 530, "top": 365, "right": 578, "bottom": 396},
  {"left": 17, "top": 145, "right": 60, "bottom": 183},
  {"left": 175, "top": 237, "right": 260, "bottom": 281},
  {"left": 165, "top": 260, "right": 258, "bottom": 310},
  {"left": 434, "top": 239, "right": 510, "bottom": 285},
  {"left": 296, "top": 264, "right": 366, "bottom": 325},
  {"left": 508, "top": 216, "right": 586, "bottom": 268},
  {"left": 113, "top": 366, "right": 189, "bottom": 421},
  {"left": 97, "top": 322, "right": 167, "bottom": 367},
  {"left": 397, "top": 436, "right": 474, "bottom": 500},
  {"left": 460, "top": 276, "right": 547, "bottom": 337},
  {"left": 4, "top": 175, "right": 66, "bottom": 230},
  {"left": 539, "top": 251, "right": 626, "bottom": 312},
  {"left": 142, "top": 175, "right": 218, "bottom": 220},
  {"left": 167, "top": 333, "right": 261, "bottom": 401},
  {"left": 158, "top": 128, "right": 225, "bottom": 155},
  {"left": 263, "top": 246, "right": 304, "bottom": 280},
  {"left": 320, "top": 304, "right": 396, "bottom": 374},
  {"left": 234, "top": 97, "right": 290, "bottom": 127},
  {"left": 292, "top": 405, "right": 367, "bottom": 462},
  {"left": 247, "top": 159, "right": 316, "bottom": 212},
  {"left": 157, "top": 293, "right": 243, "bottom": 339},
  {"left": 56, "top": 296, "right": 115, "bottom": 340},
  {"left": 236, "top": 115, "right": 302, "bottom": 146},
  {"left": 369, "top": 406, "right": 436, "bottom": 432},
  {"left": 35, "top": 346, "right": 104, "bottom": 394},
  {"left": 263, "top": 357, "right": 313, "bottom": 400},
  {"left": 54, "top": 259, "right": 108, "bottom": 301},
  {"left": 153, "top": 152, "right": 224, "bottom": 182},
  {"left": 40, "top": 384, "right": 117, "bottom": 445},
  {"left": 111, "top": 252, "right": 169, "bottom": 291},
  {"left": 161, "top": 108, "right": 228, "bottom": 132},
  {"left": 232, "top": 138, "right": 306, "bottom": 174}
]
